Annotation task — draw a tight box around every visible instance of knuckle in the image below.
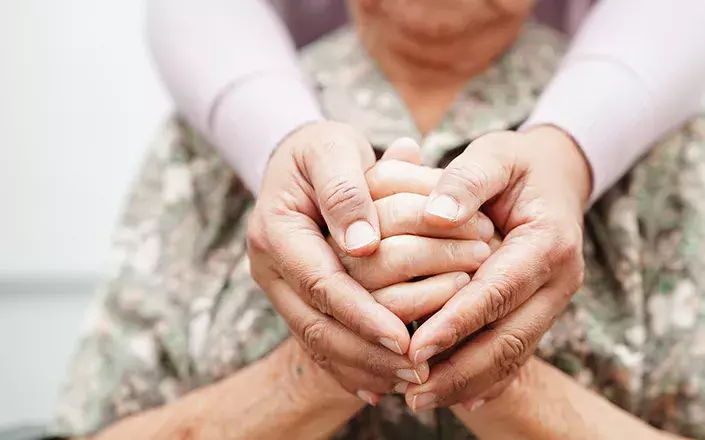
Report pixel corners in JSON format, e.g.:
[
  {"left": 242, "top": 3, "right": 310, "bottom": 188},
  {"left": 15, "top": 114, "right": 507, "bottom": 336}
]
[
  {"left": 548, "top": 221, "right": 585, "bottom": 290},
  {"left": 443, "top": 313, "right": 471, "bottom": 350},
  {"left": 301, "top": 273, "right": 334, "bottom": 315},
  {"left": 249, "top": 262, "right": 267, "bottom": 289},
  {"left": 300, "top": 319, "right": 329, "bottom": 356},
  {"left": 309, "top": 351, "right": 331, "bottom": 371},
  {"left": 301, "top": 272, "right": 365, "bottom": 334},
  {"left": 444, "top": 162, "right": 489, "bottom": 200},
  {"left": 550, "top": 220, "right": 583, "bottom": 263},
  {"left": 493, "top": 332, "right": 530, "bottom": 380},
  {"left": 245, "top": 216, "right": 268, "bottom": 256},
  {"left": 318, "top": 176, "right": 367, "bottom": 218},
  {"left": 481, "top": 280, "right": 518, "bottom": 324},
  {"left": 439, "top": 240, "right": 458, "bottom": 262},
  {"left": 446, "top": 356, "right": 472, "bottom": 395},
  {"left": 472, "top": 133, "right": 521, "bottom": 162},
  {"left": 564, "top": 253, "right": 586, "bottom": 296}
]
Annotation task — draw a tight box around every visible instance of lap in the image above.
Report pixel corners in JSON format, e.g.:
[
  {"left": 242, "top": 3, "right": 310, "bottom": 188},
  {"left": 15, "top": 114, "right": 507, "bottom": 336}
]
[
  {"left": 49, "top": 115, "right": 705, "bottom": 438},
  {"left": 49, "top": 118, "right": 288, "bottom": 437},
  {"left": 539, "top": 115, "right": 705, "bottom": 437}
]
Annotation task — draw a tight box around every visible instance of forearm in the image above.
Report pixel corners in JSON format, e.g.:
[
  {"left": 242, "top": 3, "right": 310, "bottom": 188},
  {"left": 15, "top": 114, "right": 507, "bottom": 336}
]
[
  {"left": 91, "top": 339, "right": 361, "bottom": 440},
  {"left": 451, "top": 357, "right": 685, "bottom": 440},
  {"left": 146, "top": 0, "right": 322, "bottom": 194},
  {"left": 524, "top": 0, "right": 705, "bottom": 204}
]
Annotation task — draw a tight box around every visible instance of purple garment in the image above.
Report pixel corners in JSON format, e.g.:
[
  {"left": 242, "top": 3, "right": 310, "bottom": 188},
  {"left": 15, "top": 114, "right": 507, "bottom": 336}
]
[{"left": 270, "top": 0, "right": 596, "bottom": 48}]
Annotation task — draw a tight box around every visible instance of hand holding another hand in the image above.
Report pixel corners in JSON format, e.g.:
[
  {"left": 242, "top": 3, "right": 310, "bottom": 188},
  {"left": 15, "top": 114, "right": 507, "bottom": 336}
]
[
  {"left": 403, "top": 126, "right": 591, "bottom": 410},
  {"left": 249, "top": 121, "right": 590, "bottom": 412},
  {"left": 247, "top": 123, "right": 494, "bottom": 403}
]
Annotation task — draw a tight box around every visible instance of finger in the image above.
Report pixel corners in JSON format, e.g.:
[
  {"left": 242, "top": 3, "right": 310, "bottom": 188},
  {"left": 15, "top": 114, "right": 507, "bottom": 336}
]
[
  {"left": 301, "top": 122, "right": 381, "bottom": 256},
  {"left": 251, "top": 214, "right": 410, "bottom": 354},
  {"left": 326, "top": 362, "right": 397, "bottom": 398},
  {"left": 268, "top": 278, "right": 430, "bottom": 385},
  {"left": 408, "top": 225, "right": 560, "bottom": 364},
  {"left": 424, "top": 133, "right": 517, "bottom": 225},
  {"left": 375, "top": 193, "right": 495, "bottom": 242},
  {"left": 339, "top": 235, "right": 491, "bottom": 291},
  {"left": 458, "top": 373, "right": 517, "bottom": 413},
  {"left": 488, "top": 233, "right": 503, "bottom": 252},
  {"left": 372, "top": 272, "right": 471, "bottom": 324},
  {"left": 405, "top": 285, "right": 569, "bottom": 411},
  {"left": 367, "top": 160, "right": 442, "bottom": 200},
  {"left": 380, "top": 137, "right": 422, "bottom": 164}
]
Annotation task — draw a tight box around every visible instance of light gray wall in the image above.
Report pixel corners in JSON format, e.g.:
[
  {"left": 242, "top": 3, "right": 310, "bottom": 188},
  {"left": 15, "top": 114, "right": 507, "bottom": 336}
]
[
  {"left": 0, "top": 0, "right": 169, "bottom": 278},
  {"left": 0, "top": 280, "right": 95, "bottom": 429},
  {"left": 0, "top": 0, "right": 169, "bottom": 429}
]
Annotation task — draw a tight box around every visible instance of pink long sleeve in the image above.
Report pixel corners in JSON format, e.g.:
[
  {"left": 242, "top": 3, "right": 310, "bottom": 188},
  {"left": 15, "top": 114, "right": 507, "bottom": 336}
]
[
  {"left": 524, "top": 0, "right": 705, "bottom": 203},
  {"left": 148, "top": 0, "right": 705, "bottom": 200},
  {"left": 146, "top": 0, "right": 323, "bottom": 194}
]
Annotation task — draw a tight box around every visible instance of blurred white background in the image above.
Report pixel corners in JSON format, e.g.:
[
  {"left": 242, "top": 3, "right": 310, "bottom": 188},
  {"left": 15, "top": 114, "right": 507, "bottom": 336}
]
[{"left": 0, "top": 0, "right": 170, "bottom": 428}]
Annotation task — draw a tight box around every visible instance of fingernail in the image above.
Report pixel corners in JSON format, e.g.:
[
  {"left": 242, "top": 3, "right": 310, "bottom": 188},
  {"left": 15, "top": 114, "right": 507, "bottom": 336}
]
[
  {"left": 393, "top": 381, "right": 409, "bottom": 393},
  {"left": 414, "top": 345, "right": 439, "bottom": 364},
  {"left": 426, "top": 195, "right": 459, "bottom": 221},
  {"left": 412, "top": 393, "right": 437, "bottom": 412},
  {"left": 345, "top": 221, "right": 377, "bottom": 251},
  {"left": 416, "top": 361, "right": 430, "bottom": 379},
  {"left": 357, "top": 390, "right": 378, "bottom": 406},
  {"left": 471, "top": 242, "right": 491, "bottom": 261},
  {"left": 456, "top": 273, "right": 471, "bottom": 289},
  {"left": 470, "top": 399, "right": 485, "bottom": 412},
  {"left": 478, "top": 218, "right": 495, "bottom": 242},
  {"left": 390, "top": 137, "right": 420, "bottom": 150},
  {"left": 379, "top": 337, "right": 404, "bottom": 355},
  {"left": 396, "top": 369, "right": 423, "bottom": 385}
]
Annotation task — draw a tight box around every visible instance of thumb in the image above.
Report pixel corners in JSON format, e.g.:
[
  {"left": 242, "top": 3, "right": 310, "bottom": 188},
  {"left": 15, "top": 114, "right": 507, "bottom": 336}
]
[
  {"left": 425, "top": 133, "right": 516, "bottom": 225},
  {"left": 301, "top": 122, "right": 380, "bottom": 257}
]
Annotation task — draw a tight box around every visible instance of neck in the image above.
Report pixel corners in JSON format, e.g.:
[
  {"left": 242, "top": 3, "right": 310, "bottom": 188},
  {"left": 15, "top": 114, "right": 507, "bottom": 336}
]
[{"left": 353, "top": 6, "right": 526, "bottom": 134}]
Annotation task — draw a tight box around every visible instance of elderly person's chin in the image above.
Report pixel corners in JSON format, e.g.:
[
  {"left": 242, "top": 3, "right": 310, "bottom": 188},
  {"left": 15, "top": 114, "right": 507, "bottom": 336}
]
[
  {"left": 352, "top": 0, "right": 534, "bottom": 40},
  {"left": 349, "top": 0, "right": 536, "bottom": 135}
]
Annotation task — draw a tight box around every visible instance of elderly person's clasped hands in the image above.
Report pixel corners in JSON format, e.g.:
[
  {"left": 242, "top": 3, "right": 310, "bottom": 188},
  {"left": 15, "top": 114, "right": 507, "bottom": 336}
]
[{"left": 247, "top": 117, "right": 590, "bottom": 412}]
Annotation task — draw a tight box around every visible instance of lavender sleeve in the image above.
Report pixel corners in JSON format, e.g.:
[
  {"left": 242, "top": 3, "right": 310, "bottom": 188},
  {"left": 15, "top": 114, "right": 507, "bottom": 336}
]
[
  {"left": 146, "top": 0, "right": 330, "bottom": 194},
  {"left": 524, "top": 0, "right": 705, "bottom": 204},
  {"left": 148, "top": 0, "right": 705, "bottom": 200}
]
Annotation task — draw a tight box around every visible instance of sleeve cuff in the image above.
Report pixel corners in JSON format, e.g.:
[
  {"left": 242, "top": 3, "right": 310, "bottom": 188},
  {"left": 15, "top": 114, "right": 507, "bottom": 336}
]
[
  {"left": 522, "top": 58, "right": 654, "bottom": 206},
  {"left": 210, "top": 73, "right": 323, "bottom": 195}
]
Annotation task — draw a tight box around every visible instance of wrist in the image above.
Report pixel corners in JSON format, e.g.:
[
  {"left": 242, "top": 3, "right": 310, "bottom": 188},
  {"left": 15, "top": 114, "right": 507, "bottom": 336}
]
[
  {"left": 450, "top": 358, "right": 546, "bottom": 438},
  {"left": 211, "top": 74, "right": 323, "bottom": 195},
  {"left": 278, "top": 339, "right": 362, "bottom": 410},
  {"left": 189, "top": 339, "right": 360, "bottom": 440},
  {"left": 524, "top": 125, "right": 593, "bottom": 210}
]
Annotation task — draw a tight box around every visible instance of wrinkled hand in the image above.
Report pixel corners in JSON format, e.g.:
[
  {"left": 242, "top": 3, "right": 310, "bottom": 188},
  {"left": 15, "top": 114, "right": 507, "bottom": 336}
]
[
  {"left": 247, "top": 124, "right": 493, "bottom": 403},
  {"left": 399, "top": 126, "right": 592, "bottom": 411},
  {"left": 327, "top": 140, "right": 497, "bottom": 403}
]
